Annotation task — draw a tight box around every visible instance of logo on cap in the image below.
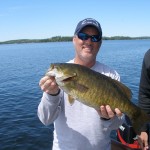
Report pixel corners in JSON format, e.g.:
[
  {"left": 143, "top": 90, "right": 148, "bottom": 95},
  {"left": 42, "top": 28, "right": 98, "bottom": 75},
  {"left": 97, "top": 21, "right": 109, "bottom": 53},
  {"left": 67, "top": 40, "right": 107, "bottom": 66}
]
[{"left": 81, "top": 18, "right": 99, "bottom": 27}]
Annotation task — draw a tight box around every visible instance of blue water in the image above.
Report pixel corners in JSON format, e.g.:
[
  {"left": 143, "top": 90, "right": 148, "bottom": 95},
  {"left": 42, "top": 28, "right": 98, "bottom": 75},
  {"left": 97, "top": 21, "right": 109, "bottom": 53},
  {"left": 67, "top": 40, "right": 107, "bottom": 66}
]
[{"left": 0, "top": 40, "right": 150, "bottom": 149}]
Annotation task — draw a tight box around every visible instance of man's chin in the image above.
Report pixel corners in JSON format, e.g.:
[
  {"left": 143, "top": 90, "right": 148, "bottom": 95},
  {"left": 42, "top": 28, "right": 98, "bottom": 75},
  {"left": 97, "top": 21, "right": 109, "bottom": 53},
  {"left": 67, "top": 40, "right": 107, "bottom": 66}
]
[{"left": 82, "top": 54, "right": 95, "bottom": 61}]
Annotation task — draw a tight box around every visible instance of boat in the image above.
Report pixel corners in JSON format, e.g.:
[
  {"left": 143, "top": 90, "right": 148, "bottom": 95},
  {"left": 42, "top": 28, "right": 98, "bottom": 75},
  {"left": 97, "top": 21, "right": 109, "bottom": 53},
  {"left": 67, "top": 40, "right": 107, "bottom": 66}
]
[
  {"left": 111, "top": 139, "right": 141, "bottom": 150},
  {"left": 111, "top": 115, "right": 150, "bottom": 150}
]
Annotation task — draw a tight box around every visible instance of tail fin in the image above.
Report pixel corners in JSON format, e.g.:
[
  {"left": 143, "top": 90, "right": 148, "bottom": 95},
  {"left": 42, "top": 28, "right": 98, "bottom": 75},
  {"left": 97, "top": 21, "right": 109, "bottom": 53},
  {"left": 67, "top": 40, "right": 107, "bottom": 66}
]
[{"left": 132, "top": 110, "right": 150, "bottom": 135}]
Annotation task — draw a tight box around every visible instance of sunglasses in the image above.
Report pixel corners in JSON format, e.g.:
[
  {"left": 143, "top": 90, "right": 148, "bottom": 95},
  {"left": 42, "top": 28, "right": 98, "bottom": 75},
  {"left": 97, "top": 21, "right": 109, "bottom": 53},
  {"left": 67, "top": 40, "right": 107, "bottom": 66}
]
[{"left": 77, "top": 32, "right": 101, "bottom": 42}]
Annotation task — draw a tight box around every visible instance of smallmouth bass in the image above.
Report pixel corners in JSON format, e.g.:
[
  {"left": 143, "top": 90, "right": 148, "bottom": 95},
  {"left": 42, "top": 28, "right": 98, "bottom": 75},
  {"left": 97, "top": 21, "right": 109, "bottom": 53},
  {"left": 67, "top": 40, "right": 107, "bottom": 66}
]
[{"left": 46, "top": 63, "right": 150, "bottom": 134}]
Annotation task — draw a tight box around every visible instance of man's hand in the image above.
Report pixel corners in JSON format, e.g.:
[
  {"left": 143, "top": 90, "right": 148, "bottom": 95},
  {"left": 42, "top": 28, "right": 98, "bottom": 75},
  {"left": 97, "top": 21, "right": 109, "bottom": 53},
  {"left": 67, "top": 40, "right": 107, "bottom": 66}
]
[
  {"left": 138, "top": 132, "right": 149, "bottom": 150},
  {"left": 97, "top": 105, "right": 122, "bottom": 119},
  {"left": 39, "top": 76, "right": 59, "bottom": 95}
]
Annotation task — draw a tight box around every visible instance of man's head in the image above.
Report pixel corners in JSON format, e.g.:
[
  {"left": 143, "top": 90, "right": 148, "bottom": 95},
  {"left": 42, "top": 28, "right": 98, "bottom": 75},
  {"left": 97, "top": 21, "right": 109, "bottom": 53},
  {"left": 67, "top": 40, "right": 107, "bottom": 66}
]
[
  {"left": 73, "top": 18, "right": 102, "bottom": 68},
  {"left": 74, "top": 18, "right": 102, "bottom": 40}
]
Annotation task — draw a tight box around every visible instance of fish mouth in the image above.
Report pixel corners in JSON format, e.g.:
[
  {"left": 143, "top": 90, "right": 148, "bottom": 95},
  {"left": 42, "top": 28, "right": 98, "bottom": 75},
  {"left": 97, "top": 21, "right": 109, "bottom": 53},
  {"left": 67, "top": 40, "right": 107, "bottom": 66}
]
[
  {"left": 56, "top": 73, "right": 76, "bottom": 83},
  {"left": 46, "top": 63, "right": 77, "bottom": 83},
  {"left": 61, "top": 76, "right": 75, "bottom": 82}
]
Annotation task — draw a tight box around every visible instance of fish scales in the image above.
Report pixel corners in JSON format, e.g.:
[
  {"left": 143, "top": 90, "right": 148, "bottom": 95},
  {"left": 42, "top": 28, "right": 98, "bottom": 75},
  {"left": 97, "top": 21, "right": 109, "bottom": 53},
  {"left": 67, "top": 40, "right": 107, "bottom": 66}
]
[{"left": 46, "top": 63, "right": 150, "bottom": 134}]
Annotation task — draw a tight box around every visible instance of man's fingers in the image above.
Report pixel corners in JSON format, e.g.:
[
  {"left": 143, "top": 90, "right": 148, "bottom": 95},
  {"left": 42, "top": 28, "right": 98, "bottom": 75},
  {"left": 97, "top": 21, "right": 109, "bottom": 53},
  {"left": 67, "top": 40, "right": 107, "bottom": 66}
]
[
  {"left": 138, "top": 132, "right": 149, "bottom": 150},
  {"left": 98, "top": 105, "right": 123, "bottom": 119},
  {"left": 99, "top": 105, "right": 109, "bottom": 119},
  {"left": 100, "top": 105, "right": 115, "bottom": 119},
  {"left": 138, "top": 136, "right": 144, "bottom": 149},
  {"left": 39, "top": 76, "right": 50, "bottom": 86},
  {"left": 114, "top": 108, "right": 123, "bottom": 117},
  {"left": 105, "top": 105, "right": 114, "bottom": 118}
]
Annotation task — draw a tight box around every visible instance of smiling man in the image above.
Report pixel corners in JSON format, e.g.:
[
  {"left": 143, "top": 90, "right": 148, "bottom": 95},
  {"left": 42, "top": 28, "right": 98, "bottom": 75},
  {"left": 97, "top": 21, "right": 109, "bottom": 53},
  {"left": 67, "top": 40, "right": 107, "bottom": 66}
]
[{"left": 38, "top": 18, "right": 125, "bottom": 150}]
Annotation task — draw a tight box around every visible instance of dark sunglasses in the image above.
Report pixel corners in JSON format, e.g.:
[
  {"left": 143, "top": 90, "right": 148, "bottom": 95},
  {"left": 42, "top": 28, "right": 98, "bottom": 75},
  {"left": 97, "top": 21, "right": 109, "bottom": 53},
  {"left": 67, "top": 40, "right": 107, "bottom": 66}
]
[{"left": 77, "top": 32, "right": 101, "bottom": 42}]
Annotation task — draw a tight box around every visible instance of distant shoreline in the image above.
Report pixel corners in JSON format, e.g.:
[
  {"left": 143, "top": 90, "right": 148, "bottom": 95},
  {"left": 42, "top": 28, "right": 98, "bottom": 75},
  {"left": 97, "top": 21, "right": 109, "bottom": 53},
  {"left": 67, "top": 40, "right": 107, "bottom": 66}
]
[{"left": 0, "top": 36, "right": 150, "bottom": 45}]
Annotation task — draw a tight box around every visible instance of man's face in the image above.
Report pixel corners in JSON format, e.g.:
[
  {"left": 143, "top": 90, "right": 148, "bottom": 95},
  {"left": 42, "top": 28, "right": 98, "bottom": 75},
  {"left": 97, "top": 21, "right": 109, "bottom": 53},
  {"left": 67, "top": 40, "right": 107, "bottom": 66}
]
[{"left": 73, "top": 26, "right": 102, "bottom": 66}]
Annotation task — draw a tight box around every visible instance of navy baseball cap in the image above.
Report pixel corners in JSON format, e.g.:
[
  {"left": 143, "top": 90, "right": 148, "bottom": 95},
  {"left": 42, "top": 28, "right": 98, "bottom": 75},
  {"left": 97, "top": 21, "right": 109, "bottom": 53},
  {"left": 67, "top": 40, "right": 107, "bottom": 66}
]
[{"left": 74, "top": 18, "right": 102, "bottom": 37}]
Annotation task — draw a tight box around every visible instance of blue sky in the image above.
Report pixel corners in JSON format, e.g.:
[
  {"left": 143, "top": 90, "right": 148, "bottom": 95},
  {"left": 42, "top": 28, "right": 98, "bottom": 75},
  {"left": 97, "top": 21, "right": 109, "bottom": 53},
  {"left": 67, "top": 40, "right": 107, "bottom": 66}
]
[{"left": 1, "top": 0, "right": 150, "bottom": 42}]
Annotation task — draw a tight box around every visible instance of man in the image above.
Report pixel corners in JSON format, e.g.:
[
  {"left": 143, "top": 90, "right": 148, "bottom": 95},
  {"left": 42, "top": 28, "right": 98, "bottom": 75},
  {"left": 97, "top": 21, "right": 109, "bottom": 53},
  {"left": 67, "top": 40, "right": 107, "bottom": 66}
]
[
  {"left": 37, "top": 18, "right": 125, "bottom": 150},
  {"left": 139, "top": 49, "right": 150, "bottom": 114},
  {"left": 138, "top": 49, "right": 150, "bottom": 150}
]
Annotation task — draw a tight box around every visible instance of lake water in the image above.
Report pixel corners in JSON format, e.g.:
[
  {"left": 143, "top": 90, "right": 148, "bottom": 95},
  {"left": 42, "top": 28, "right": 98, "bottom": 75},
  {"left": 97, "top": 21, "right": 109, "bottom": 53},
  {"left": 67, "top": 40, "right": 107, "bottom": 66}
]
[{"left": 0, "top": 40, "right": 150, "bottom": 150}]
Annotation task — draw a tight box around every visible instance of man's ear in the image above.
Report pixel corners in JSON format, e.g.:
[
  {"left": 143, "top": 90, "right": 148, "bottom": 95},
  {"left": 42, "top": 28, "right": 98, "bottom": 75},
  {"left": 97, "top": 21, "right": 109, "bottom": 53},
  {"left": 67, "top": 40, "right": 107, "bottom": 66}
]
[{"left": 73, "top": 36, "right": 76, "bottom": 45}]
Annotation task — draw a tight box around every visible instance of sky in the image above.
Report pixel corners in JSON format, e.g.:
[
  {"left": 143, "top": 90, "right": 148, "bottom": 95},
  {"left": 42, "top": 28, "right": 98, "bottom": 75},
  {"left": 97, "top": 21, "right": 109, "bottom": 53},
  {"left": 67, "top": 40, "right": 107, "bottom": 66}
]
[{"left": 0, "top": 0, "right": 150, "bottom": 42}]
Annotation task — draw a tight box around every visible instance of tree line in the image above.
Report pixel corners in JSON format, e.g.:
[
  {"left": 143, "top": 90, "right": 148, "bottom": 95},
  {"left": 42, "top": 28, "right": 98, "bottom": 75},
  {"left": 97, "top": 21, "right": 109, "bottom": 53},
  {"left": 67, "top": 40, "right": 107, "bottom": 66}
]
[{"left": 0, "top": 36, "right": 150, "bottom": 44}]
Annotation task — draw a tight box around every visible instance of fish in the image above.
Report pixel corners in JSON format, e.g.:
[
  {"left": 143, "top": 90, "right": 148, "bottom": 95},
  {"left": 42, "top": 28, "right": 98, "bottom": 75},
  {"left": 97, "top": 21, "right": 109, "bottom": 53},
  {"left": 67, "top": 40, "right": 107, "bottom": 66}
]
[{"left": 45, "top": 63, "right": 150, "bottom": 134}]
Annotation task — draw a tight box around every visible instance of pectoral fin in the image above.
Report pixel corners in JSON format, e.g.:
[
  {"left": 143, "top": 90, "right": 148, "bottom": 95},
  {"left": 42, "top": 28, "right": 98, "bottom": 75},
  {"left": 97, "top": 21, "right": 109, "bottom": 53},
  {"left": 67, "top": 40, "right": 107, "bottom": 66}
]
[{"left": 68, "top": 95, "right": 75, "bottom": 105}]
